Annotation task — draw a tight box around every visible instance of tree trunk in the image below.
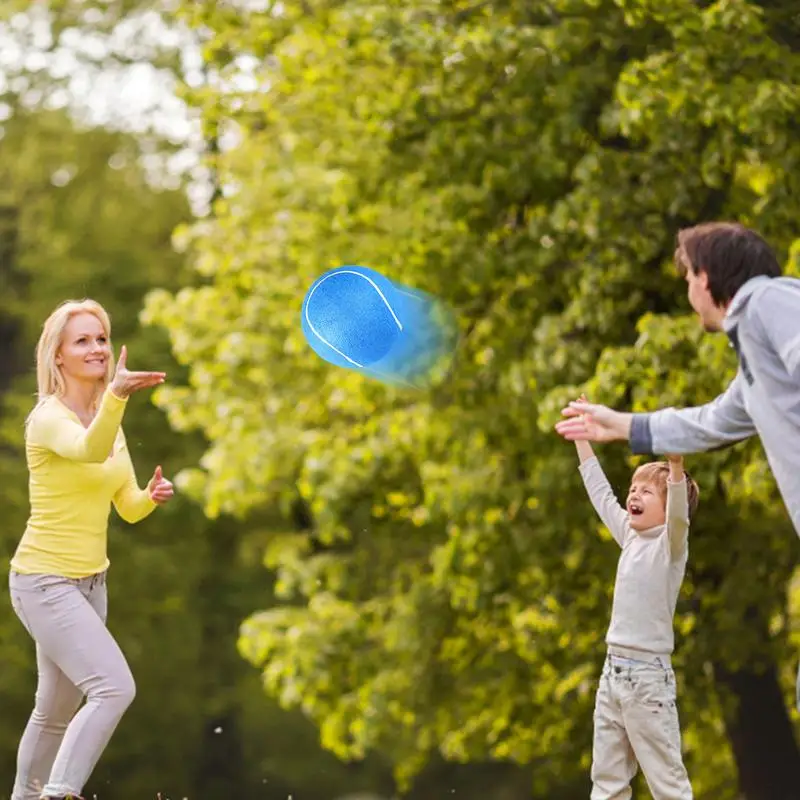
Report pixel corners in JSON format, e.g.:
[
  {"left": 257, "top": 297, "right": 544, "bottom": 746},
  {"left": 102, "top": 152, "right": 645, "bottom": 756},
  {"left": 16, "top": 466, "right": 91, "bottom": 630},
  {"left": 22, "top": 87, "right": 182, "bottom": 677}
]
[{"left": 712, "top": 657, "right": 800, "bottom": 800}]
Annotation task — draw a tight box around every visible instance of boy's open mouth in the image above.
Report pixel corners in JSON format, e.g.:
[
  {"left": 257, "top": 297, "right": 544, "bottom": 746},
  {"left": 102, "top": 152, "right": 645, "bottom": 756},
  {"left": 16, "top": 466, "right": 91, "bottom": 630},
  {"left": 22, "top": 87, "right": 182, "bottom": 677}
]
[{"left": 629, "top": 503, "right": 644, "bottom": 516}]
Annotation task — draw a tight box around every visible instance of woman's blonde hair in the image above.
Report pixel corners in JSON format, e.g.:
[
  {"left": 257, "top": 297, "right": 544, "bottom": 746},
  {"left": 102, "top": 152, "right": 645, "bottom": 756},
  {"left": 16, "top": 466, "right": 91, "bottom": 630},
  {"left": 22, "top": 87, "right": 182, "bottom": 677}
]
[{"left": 33, "top": 298, "right": 115, "bottom": 404}]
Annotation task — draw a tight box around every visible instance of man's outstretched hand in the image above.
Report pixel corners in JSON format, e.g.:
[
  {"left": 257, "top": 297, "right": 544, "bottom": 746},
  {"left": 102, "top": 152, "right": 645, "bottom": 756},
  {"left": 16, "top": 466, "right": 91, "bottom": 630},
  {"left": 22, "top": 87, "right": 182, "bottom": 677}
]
[{"left": 555, "top": 400, "right": 633, "bottom": 443}]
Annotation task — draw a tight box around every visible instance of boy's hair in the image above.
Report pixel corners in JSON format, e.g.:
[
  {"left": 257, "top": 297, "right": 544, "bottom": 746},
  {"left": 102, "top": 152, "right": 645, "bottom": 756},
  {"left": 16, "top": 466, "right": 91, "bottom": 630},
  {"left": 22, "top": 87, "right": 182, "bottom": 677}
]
[
  {"left": 632, "top": 462, "right": 700, "bottom": 519},
  {"left": 674, "top": 222, "right": 782, "bottom": 306}
]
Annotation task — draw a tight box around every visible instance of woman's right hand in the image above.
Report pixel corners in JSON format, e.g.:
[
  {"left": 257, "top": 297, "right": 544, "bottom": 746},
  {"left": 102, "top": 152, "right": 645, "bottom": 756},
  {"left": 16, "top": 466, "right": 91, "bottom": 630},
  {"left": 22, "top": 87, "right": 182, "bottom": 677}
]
[{"left": 109, "top": 345, "right": 166, "bottom": 398}]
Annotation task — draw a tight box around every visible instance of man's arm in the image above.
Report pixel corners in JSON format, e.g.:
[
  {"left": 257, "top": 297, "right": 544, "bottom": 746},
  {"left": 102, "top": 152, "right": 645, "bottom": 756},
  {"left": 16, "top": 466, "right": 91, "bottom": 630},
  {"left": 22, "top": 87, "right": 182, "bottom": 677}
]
[
  {"left": 556, "top": 372, "right": 757, "bottom": 455},
  {"left": 630, "top": 372, "right": 757, "bottom": 455}
]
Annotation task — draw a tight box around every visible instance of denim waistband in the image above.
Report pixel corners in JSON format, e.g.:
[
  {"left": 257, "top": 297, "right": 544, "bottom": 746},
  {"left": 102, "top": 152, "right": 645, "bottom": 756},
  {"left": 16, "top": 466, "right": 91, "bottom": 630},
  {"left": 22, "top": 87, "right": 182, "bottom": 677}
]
[{"left": 606, "top": 645, "right": 672, "bottom": 669}]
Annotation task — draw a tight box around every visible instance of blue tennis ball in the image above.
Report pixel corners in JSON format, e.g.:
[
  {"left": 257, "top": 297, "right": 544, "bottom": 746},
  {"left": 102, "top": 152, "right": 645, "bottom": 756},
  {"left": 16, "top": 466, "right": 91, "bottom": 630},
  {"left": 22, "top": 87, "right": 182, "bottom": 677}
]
[
  {"left": 301, "top": 265, "right": 457, "bottom": 386},
  {"left": 302, "top": 266, "right": 403, "bottom": 369}
]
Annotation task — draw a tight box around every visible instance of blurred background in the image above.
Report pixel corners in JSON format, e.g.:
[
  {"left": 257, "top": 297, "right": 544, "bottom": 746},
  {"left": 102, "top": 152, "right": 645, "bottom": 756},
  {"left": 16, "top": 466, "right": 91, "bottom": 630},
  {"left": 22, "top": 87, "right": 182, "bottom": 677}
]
[{"left": 0, "top": 1, "right": 798, "bottom": 798}]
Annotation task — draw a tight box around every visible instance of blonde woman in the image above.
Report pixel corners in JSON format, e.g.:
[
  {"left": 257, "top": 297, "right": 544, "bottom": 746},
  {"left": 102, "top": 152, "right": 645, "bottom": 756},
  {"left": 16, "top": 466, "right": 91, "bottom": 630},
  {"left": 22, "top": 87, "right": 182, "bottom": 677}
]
[{"left": 8, "top": 299, "right": 174, "bottom": 800}]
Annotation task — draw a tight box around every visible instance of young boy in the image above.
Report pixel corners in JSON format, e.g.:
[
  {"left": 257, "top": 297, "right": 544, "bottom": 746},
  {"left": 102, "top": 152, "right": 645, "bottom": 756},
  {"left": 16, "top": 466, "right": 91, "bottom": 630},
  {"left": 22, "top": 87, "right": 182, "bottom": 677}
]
[{"left": 573, "top": 400, "right": 700, "bottom": 800}]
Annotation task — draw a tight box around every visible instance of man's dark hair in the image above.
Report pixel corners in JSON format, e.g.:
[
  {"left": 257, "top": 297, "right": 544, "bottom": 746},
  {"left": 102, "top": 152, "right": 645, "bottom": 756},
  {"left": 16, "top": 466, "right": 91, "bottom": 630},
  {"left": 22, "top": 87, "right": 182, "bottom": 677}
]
[{"left": 674, "top": 222, "right": 782, "bottom": 306}]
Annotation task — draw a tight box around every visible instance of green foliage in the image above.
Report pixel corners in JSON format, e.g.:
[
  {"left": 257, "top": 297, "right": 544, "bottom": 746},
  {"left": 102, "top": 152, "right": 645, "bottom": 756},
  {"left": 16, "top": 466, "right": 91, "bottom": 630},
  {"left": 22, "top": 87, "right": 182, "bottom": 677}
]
[
  {"left": 0, "top": 101, "right": 396, "bottom": 799},
  {"left": 0, "top": 100, "right": 223, "bottom": 792},
  {"left": 141, "top": 0, "right": 800, "bottom": 795},
  {"left": 0, "top": 102, "right": 197, "bottom": 791}
]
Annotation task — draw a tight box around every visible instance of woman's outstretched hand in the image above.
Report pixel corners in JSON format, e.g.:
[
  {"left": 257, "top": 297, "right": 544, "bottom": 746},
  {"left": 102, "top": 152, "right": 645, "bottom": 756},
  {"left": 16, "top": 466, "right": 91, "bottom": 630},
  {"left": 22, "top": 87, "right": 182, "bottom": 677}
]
[{"left": 109, "top": 345, "right": 166, "bottom": 399}]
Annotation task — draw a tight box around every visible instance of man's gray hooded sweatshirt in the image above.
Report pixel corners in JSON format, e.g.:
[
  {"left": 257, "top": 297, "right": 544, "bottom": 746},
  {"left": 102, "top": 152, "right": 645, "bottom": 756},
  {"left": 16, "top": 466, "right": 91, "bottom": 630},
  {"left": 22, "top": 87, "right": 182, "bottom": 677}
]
[{"left": 630, "top": 275, "right": 800, "bottom": 535}]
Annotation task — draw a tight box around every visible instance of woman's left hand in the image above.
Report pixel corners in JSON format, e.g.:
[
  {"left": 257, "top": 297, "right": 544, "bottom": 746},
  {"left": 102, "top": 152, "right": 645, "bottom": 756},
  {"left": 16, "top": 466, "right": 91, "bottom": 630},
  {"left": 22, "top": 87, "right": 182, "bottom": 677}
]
[{"left": 148, "top": 465, "right": 174, "bottom": 505}]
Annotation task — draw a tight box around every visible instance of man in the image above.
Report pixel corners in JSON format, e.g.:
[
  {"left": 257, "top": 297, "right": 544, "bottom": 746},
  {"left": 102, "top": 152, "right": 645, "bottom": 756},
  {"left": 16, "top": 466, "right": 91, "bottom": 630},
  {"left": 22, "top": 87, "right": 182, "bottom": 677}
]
[{"left": 554, "top": 221, "right": 800, "bottom": 709}]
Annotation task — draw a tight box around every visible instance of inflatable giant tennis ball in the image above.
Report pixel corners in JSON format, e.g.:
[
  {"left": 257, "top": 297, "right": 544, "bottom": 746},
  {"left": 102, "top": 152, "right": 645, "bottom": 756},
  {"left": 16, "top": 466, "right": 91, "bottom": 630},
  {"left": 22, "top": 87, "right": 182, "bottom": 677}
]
[{"left": 301, "top": 265, "right": 456, "bottom": 387}]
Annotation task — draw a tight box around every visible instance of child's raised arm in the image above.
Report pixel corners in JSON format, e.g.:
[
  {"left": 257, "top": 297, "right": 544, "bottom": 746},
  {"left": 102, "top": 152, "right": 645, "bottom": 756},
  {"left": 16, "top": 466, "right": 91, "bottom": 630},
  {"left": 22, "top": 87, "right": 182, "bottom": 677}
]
[
  {"left": 578, "top": 457, "right": 630, "bottom": 548},
  {"left": 575, "top": 439, "right": 595, "bottom": 464},
  {"left": 574, "top": 394, "right": 597, "bottom": 464},
  {"left": 570, "top": 397, "right": 629, "bottom": 547},
  {"left": 665, "top": 454, "right": 690, "bottom": 560}
]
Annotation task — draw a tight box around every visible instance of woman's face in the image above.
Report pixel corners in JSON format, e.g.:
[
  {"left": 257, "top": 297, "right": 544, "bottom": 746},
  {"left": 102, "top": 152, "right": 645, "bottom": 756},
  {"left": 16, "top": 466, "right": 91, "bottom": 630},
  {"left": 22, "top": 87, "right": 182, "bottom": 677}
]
[{"left": 56, "top": 312, "right": 111, "bottom": 387}]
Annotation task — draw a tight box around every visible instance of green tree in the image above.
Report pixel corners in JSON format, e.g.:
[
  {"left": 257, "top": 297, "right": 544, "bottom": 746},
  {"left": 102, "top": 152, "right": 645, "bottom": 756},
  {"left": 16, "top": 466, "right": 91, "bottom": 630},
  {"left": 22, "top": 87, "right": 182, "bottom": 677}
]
[
  {"left": 0, "top": 56, "right": 396, "bottom": 800},
  {"left": 0, "top": 101, "right": 206, "bottom": 794},
  {"left": 138, "top": 0, "right": 800, "bottom": 797}
]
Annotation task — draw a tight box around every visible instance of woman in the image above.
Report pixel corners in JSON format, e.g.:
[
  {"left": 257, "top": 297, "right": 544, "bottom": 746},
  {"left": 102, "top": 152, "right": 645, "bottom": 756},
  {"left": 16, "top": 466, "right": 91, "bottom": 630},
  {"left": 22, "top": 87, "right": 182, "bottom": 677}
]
[{"left": 8, "top": 299, "right": 175, "bottom": 800}]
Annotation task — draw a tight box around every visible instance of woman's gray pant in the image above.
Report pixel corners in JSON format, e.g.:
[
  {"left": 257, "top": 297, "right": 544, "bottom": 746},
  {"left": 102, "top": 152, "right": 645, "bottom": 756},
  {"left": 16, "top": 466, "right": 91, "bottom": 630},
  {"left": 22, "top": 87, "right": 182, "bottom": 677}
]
[{"left": 8, "top": 571, "right": 135, "bottom": 800}]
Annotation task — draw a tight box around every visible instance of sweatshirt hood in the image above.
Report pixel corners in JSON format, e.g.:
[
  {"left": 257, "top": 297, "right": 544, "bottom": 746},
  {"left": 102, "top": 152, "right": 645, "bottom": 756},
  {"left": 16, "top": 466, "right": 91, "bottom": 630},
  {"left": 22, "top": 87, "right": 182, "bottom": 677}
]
[{"left": 723, "top": 276, "right": 774, "bottom": 332}]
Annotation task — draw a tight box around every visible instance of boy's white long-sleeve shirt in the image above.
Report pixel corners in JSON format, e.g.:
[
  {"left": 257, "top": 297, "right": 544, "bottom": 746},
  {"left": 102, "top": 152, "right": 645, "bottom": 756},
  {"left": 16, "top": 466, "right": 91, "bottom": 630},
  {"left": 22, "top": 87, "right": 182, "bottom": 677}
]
[{"left": 578, "top": 456, "right": 690, "bottom": 658}]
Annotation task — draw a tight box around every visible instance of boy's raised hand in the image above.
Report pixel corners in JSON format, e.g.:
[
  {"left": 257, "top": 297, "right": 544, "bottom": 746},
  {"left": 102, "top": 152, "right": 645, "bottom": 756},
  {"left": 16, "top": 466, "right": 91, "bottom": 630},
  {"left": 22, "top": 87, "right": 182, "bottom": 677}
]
[{"left": 665, "top": 453, "right": 685, "bottom": 482}]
